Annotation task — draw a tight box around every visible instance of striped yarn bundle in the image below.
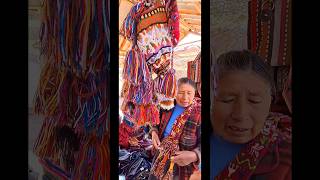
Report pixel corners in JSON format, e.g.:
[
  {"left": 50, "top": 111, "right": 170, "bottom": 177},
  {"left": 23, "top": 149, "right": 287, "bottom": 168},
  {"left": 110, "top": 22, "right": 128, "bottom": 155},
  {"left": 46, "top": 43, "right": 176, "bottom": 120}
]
[{"left": 33, "top": 0, "right": 110, "bottom": 179}]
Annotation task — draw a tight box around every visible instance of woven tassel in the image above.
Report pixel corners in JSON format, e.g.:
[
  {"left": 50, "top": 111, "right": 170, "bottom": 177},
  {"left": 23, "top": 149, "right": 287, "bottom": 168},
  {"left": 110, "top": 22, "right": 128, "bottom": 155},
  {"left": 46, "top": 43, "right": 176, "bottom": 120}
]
[
  {"left": 136, "top": 105, "right": 146, "bottom": 126},
  {"left": 149, "top": 104, "right": 160, "bottom": 126},
  {"left": 123, "top": 48, "right": 140, "bottom": 85},
  {"left": 160, "top": 68, "right": 176, "bottom": 98}
]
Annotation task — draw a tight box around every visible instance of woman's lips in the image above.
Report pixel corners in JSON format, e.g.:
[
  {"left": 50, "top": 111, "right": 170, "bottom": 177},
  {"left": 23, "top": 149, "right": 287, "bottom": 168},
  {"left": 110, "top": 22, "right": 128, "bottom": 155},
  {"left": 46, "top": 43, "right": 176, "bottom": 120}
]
[{"left": 228, "top": 125, "right": 250, "bottom": 135}]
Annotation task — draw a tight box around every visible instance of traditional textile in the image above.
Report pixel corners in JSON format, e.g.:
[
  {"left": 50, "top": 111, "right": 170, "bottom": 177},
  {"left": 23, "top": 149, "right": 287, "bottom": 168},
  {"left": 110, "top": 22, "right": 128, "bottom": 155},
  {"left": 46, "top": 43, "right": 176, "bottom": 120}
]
[
  {"left": 187, "top": 52, "right": 201, "bottom": 97},
  {"left": 149, "top": 98, "right": 201, "bottom": 180},
  {"left": 120, "top": 0, "right": 180, "bottom": 126},
  {"left": 214, "top": 112, "right": 291, "bottom": 180},
  {"left": 119, "top": 114, "right": 153, "bottom": 150},
  {"left": 270, "top": 66, "right": 291, "bottom": 115},
  {"left": 274, "top": 66, "right": 290, "bottom": 93},
  {"left": 187, "top": 52, "right": 201, "bottom": 84},
  {"left": 33, "top": 0, "right": 110, "bottom": 179},
  {"left": 282, "top": 65, "right": 292, "bottom": 113},
  {"left": 248, "top": 0, "right": 292, "bottom": 66}
]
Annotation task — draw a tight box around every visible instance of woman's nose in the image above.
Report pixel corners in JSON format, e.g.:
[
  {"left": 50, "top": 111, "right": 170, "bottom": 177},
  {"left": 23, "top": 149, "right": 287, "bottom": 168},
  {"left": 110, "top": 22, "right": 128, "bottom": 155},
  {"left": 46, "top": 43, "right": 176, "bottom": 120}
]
[
  {"left": 231, "top": 99, "right": 249, "bottom": 122},
  {"left": 182, "top": 94, "right": 188, "bottom": 100}
]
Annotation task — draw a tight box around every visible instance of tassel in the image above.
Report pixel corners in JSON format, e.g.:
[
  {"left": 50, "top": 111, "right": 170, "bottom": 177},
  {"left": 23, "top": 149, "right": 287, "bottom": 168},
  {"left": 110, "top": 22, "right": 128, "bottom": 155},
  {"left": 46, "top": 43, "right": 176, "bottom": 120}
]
[
  {"left": 160, "top": 68, "right": 176, "bottom": 99},
  {"left": 123, "top": 48, "right": 140, "bottom": 85},
  {"left": 123, "top": 47, "right": 151, "bottom": 86},
  {"left": 149, "top": 104, "right": 160, "bottom": 125}
]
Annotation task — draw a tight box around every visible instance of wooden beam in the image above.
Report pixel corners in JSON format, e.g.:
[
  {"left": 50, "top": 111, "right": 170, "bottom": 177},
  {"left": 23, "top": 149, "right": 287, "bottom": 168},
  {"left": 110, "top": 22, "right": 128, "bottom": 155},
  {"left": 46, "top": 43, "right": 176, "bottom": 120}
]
[
  {"left": 182, "top": 18, "right": 201, "bottom": 26},
  {"left": 179, "top": 9, "right": 200, "bottom": 16},
  {"left": 193, "top": 2, "right": 201, "bottom": 14},
  {"left": 179, "top": 13, "right": 201, "bottom": 20}
]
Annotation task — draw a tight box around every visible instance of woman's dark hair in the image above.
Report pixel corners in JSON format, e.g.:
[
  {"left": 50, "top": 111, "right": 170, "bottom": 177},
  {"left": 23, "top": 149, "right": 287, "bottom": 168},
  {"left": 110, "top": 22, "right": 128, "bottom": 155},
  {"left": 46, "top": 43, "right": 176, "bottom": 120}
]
[
  {"left": 213, "top": 50, "right": 275, "bottom": 95},
  {"left": 177, "top": 77, "right": 197, "bottom": 90}
]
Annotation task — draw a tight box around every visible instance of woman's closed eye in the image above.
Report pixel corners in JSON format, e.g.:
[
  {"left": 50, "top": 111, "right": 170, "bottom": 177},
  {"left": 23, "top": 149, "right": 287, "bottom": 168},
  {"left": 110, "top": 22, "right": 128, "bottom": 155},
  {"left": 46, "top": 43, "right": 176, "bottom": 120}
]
[
  {"left": 218, "top": 98, "right": 235, "bottom": 103},
  {"left": 248, "top": 99, "right": 262, "bottom": 104}
]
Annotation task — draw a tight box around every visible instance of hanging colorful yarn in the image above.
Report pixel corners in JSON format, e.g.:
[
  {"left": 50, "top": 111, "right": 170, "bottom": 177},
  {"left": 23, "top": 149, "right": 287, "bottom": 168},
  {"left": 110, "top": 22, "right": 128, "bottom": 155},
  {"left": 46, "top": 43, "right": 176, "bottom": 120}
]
[
  {"left": 33, "top": 0, "right": 110, "bottom": 179},
  {"left": 72, "top": 133, "right": 109, "bottom": 180},
  {"left": 39, "top": 158, "right": 71, "bottom": 180},
  {"left": 34, "top": 61, "right": 66, "bottom": 117}
]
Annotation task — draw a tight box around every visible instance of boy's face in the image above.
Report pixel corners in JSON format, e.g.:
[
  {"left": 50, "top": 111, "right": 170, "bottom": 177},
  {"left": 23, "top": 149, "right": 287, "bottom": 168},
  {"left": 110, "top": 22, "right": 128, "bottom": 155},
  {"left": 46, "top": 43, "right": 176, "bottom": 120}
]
[{"left": 212, "top": 71, "right": 272, "bottom": 144}]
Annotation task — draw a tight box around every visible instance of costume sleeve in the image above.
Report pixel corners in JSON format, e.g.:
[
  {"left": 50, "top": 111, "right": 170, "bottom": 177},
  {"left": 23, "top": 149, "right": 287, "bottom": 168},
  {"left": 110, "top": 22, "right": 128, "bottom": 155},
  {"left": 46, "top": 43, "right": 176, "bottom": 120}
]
[{"left": 120, "top": 3, "right": 142, "bottom": 41}]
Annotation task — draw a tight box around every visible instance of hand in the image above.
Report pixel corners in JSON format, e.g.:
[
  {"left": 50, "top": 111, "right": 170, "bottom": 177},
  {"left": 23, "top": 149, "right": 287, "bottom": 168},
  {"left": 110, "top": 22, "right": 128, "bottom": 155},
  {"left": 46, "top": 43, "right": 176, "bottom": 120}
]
[
  {"left": 172, "top": 151, "right": 198, "bottom": 166},
  {"left": 151, "top": 131, "right": 161, "bottom": 150}
]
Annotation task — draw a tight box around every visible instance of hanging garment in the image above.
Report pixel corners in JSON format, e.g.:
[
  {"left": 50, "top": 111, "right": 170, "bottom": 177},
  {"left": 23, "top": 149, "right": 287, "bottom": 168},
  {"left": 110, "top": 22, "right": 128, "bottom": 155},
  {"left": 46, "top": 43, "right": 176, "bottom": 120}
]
[{"left": 120, "top": 0, "right": 180, "bottom": 125}]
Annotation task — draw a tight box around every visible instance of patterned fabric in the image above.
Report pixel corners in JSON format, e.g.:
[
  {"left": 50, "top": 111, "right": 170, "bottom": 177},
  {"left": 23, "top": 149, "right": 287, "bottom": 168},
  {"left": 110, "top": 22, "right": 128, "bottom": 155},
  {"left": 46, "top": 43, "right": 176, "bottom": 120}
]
[
  {"left": 248, "top": 0, "right": 292, "bottom": 66},
  {"left": 214, "top": 112, "right": 291, "bottom": 180},
  {"left": 149, "top": 98, "right": 201, "bottom": 179}
]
